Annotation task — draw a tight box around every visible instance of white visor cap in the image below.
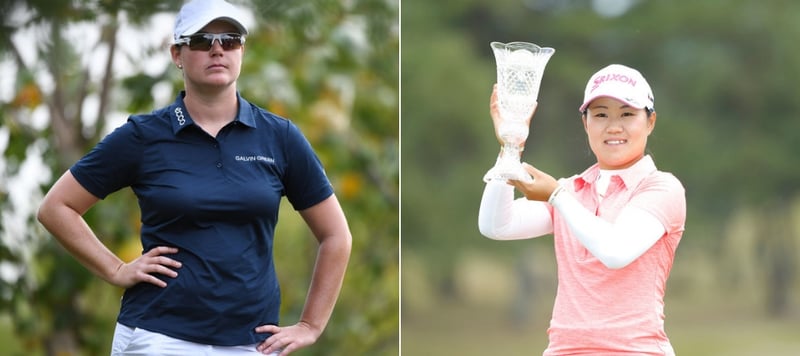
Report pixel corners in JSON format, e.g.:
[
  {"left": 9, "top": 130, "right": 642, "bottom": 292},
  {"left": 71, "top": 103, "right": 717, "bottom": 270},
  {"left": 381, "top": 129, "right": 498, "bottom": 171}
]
[
  {"left": 173, "top": 0, "right": 249, "bottom": 43},
  {"left": 579, "top": 64, "right": 654, "bottom": 112}
]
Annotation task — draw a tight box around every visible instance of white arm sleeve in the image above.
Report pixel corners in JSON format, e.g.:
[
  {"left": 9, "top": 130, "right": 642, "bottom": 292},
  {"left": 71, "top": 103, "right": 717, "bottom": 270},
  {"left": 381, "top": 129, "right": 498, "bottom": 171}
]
[
  {"left": 478, "top": 181, "right": 553, "bottom": 240},
  {"left": 550, "top": 189, "right": 666, "bottom": 269}
]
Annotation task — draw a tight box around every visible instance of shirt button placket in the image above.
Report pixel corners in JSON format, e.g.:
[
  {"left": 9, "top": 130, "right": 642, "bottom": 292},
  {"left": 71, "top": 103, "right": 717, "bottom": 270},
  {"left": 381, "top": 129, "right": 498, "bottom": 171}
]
[{"left": 213, "top": 140, "right": 222, "bottom": 169}]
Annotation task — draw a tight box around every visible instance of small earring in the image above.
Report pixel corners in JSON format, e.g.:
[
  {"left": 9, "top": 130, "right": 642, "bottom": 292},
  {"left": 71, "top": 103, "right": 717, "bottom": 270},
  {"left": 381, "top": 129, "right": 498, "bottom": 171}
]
[{"left": 177, "top": 64, "right": 183, "bottom": 69}]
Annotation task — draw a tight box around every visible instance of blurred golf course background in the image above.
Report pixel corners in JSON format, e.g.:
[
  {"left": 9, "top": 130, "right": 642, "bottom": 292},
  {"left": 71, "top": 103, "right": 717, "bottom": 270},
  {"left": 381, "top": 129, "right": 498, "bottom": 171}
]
[{"left": 402, "top": 0, "right": 800, "bottom": 355}]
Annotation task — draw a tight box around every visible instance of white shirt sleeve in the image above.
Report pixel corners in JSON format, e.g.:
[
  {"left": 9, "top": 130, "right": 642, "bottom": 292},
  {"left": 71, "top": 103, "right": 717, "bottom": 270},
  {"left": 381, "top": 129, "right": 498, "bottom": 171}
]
[
  {"left": 550, "top": 189, "right": 666, "bottom": 269},
  {"left": 478, "top": 181, "right": 554, "bottom": 240}
]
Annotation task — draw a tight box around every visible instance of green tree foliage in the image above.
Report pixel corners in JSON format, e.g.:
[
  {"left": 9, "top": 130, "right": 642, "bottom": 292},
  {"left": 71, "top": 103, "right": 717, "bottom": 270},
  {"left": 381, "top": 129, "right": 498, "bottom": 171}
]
[{"left": 1, "top": 0, "right": 397, "bottom": 355}]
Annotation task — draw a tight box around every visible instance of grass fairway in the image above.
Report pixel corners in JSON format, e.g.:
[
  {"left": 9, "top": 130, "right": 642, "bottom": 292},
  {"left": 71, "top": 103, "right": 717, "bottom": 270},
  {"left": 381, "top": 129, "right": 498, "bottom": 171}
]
[
  {"left": 403, "top": 303, "right": 549, "bottom": 355},
  {"left": 402, "top": 298, "right": 800, "bottom": 355}
]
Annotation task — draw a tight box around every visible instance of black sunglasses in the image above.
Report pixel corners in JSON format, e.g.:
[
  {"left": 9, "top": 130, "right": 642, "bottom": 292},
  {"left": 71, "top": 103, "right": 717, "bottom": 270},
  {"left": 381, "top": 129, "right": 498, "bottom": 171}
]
[{"left": 176, "top": 33, "right": 245, "bottom": 51}]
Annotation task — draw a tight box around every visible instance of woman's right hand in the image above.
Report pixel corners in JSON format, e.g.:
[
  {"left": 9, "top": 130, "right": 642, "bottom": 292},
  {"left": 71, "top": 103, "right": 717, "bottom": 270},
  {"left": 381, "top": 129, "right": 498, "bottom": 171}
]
[
  {"left": 38, "top": 171, "right": 183, "bottom": 290},
  {"left": 112, "top": 246, "right": 182, "bottom": 288},
  {"left": 490, "top": 84, "right": 537, "bottom": 146}
]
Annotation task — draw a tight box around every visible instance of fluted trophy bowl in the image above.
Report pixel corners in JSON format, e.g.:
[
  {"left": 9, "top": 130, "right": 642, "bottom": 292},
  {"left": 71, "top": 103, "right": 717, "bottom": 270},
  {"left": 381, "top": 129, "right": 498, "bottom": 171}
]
[{"left": 484, "top": 41, "right": 554, "bottom": 183}]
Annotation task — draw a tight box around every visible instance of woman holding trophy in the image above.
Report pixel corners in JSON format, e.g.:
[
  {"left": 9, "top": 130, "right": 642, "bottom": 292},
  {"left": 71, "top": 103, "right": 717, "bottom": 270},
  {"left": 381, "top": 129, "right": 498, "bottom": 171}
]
[{"left": 479, "top": 62, "right": 686, "bottom": 355}]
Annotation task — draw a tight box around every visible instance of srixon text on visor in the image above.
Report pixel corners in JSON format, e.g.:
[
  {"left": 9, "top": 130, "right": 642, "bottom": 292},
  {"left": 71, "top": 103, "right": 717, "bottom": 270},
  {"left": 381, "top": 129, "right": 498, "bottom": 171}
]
[{"left": 590, "top": 74, "right": 637, "bottom": 92}]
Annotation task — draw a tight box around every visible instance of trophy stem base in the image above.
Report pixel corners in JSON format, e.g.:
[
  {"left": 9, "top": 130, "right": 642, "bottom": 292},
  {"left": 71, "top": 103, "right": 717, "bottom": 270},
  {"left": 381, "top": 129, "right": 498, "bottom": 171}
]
[{"left": 483, "top": 145, "right": 533, "bottom": 183}]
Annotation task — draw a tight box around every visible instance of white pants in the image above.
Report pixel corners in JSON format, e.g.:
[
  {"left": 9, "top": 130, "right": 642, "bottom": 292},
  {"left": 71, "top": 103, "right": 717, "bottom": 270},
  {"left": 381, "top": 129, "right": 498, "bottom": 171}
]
[{"left": 111, "top": 323, "right": 279, "bottom": 356}]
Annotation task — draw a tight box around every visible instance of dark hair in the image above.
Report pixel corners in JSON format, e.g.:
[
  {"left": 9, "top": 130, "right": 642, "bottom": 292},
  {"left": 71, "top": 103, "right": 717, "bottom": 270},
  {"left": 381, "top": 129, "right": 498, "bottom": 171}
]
[{"left": 581, "top": 107, "right": 655, "bottom": 117}]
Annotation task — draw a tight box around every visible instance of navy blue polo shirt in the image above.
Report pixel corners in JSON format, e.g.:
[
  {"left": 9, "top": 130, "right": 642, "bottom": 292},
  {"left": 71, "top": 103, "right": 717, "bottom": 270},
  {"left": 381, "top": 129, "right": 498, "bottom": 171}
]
[{"left": 70, "top": 91, "right": 333, "bottom": 346}]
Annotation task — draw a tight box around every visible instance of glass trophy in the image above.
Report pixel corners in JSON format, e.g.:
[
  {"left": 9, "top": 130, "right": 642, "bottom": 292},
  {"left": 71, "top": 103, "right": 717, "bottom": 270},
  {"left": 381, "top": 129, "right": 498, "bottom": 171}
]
[{"left": 483, "top": 41, "right": 554, "bottom": 183}]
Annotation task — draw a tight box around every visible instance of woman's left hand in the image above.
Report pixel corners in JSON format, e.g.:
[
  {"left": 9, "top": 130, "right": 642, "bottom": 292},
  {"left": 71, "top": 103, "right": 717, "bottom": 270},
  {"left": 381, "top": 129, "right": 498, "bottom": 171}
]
[
  {"left": 508, "top": 163, "right": 560, "bottom": 201},
  {"left": 255, "top": 322, "right": 319, "bottom": 355}
]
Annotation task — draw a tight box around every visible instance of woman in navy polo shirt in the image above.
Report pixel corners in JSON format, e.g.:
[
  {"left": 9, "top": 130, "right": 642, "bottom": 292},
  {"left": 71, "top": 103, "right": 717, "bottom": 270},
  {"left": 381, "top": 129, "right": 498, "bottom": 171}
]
[{"left": 37, "top": 0, "right": 352, "bottom": 355}]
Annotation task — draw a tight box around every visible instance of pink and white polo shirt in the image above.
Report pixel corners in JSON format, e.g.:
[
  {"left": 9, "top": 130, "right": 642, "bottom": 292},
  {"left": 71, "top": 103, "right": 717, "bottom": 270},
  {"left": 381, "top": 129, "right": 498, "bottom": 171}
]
[{"left": 544, "top": 155, "right": 686, "bottom": 355}]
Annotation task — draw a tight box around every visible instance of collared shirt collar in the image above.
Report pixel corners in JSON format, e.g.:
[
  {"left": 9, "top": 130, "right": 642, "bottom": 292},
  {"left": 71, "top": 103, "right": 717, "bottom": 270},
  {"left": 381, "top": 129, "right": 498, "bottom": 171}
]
[
  {"left": 169, "top": 91, "right": 256, "bottom": 134},
  {"left": 574, "top": 155, "right": 657, "bottom": 192}
]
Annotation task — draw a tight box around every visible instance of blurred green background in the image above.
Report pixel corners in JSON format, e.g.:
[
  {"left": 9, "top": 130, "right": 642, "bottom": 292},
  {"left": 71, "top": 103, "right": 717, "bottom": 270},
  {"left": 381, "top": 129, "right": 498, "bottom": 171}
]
[
  {"left": 7, "top": 0, "right": 800, "bottom": 355},
  {"left": 401, "top": 0, "right": 800, "bottom": 355},
  {"left": 0, "top": 0, "right": 397, "bottom": 355}
]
